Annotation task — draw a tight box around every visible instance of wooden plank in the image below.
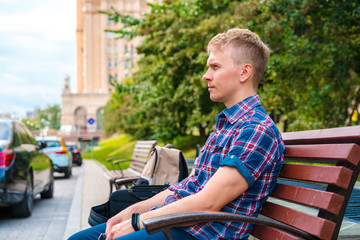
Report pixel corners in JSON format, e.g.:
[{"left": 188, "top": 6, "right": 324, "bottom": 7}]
[
  {"left": 252, "top": 225, "right": 299, "bottom": 240},
  {"left": 261, "top": 202, "right": 336, "bottom": 240},
  {"left": 133, "top": 152, "right": 151, "bottom": 158},
  {"left": 134, "top": 143, "right": 157, "bottom": 148},
  {"left": 280, "top": 164, "right": 352, "bottom": 189},
  {"left": 285, "top": 144, "right": 360, "bottom": 166},
  {"left": 134, "top": 148, "right": 155, "bottom": 154},
  {"left": 282, "top": 126, "right": 360, "bottom": 145},
  {"left": 131, "top": 157, "right": 147, "bottom": 163},
  {"left": 136, "top": 140, "right": 157, "bottom": 145},
  {"left": 271, "top": 183, "right": 344, "bottom": 215},
  {"left": 131, "top": 165, "right": 145, "bottom": 173}
]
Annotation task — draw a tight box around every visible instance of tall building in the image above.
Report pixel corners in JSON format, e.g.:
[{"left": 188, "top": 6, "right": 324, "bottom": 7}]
[{"left": 61, "top": 0, "right": 149, "bottom": 133}]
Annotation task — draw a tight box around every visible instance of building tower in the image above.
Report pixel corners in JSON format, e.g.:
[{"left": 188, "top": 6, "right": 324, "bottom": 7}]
[{"left": 61, "top": 0, "right": 149, "bottom": 134}]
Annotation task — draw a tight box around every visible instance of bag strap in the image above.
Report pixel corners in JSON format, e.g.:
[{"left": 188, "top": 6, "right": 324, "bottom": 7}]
[
  {"left": 151, "top": 148, "right": 159, "bottom": 178},
  {"left": 128, "top": 185, "right": 169, "bottom": 201},
  {"left": 178, "top": 151, "right": 189, "bottom": 181}
]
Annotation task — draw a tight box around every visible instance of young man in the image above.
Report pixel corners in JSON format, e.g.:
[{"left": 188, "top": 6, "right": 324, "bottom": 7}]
[{"left": 69, "top": 28, "right": 284, "bottom": 240}]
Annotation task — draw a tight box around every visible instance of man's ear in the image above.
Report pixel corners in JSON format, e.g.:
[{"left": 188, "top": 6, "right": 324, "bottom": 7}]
[{"left": 239, "top": 64, "right": 252, "bottom": 83}]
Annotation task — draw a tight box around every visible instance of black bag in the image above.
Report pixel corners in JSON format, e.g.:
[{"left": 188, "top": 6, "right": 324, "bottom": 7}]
[{"left": 88, "top": 184, "right": 169, "bottom": 226}]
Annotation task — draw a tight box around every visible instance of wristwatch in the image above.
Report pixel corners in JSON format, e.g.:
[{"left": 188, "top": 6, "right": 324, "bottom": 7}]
[{"left": 131, "top": 213, "right": 141, "bottom": 231}]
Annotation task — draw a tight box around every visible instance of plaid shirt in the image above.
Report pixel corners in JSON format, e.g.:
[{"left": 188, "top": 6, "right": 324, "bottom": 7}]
[{"left": 164, "top": 95, "right": 284, "bottom": 239}]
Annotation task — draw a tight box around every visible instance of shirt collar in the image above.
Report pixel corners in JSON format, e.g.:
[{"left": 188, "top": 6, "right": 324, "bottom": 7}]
[{"left": 216, "top": 95, "right": 261, "bottom": 124}]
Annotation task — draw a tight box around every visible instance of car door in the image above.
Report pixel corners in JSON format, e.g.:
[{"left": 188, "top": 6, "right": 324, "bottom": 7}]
[
  {"left": 25, "top": 126, "right": 52, "bottom": 193},
  {"left": 11, "top": 123, "right": 31, "bottom": 193},
  {"left": 15, "top": 123, "right": 49, "bottom": 195}
]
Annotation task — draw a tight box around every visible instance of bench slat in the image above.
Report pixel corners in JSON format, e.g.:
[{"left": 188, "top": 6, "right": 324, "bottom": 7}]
[
  {"left": 134, "top": 143, "right": 157, "bottom": 148},
  {"left": 252, "top": 225, "right": 299, "bottom": 240},
  {"left": 282, "top": 125, "right": 360, "bottom": 145},
  {"left": 131, "top": 165, "right": 145, "bottom": 173},
  {"left": 134, "top": 148, "right": 155, "bottom": 154},
  {"left": 261, "top": 202, "right": 336, "bottom": 240},
  {"left": 130, "top": 157, "right": 147, "bottom": 164},
  {"left": 271, "top": 183, "right": 344, "bottom": 215},
  {"left": 279, "top": 164, "right": 352, "bottom": 189},
  {"left": 285, "top": 143, "right": 360, "bottom": 166},
  {"left": 133, "top": 152, "right": 152, "bottom": 158}
]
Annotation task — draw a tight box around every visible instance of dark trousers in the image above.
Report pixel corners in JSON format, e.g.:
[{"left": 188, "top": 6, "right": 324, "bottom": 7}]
[{"left": 67, "top": 222, "right": 198, "bottom": 240}]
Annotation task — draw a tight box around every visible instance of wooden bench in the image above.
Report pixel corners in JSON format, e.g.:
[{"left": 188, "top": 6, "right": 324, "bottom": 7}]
[
  {"left": 143, "top": 126, "right": 360, "bottom": 240},
  {"left": 103, "top": 140, "right": 157, "bottom": 194}
]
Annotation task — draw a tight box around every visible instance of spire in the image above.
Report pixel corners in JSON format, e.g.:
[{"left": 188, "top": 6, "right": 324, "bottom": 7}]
[{"left": 63, "top": 75, "right": 71, "bottom": 95}]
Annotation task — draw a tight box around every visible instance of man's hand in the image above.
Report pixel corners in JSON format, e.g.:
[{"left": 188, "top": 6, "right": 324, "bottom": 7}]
[
  {"left": 105, "top": 189, "right": 173, "bottom": 236},
  {"left": 105, "top": 219, "right": 134, "bottom": 240},
  {"left": 105, "top": 212, "right": 127, "bottom": 237}
]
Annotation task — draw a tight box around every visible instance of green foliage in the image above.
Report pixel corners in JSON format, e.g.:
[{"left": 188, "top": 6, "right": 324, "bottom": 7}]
[
  {"left": 82, "top": 134, "right": 135, "bottom": 170},
  {"left": 102, "top": 0, "right": 360, "bottom": 141},
  {"left": 22, "top": 104, "right": 61, "bottom": 131},
  {"left": 251, "top": 0, "right": 360, "bottom": 131}
]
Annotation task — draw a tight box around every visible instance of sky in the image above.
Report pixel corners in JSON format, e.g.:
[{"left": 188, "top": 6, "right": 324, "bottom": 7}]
[{"left": 0, "top": 0, "right": 77, "bottom": 119}]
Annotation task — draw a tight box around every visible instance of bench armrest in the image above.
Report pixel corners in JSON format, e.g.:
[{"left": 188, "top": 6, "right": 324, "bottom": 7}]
[
  {"left": 114, "top": 177, "right": 140, "bottom": 189},
  {"left": 143, "top": 212, "right": 316, "bottom": 240},
  {"left": 106, "top": 157, "right": 131, "bottom": 170}
]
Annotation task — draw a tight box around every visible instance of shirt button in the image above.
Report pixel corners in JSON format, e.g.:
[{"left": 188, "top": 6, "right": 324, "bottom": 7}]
[{"left": 231, "top": 156, "right": 234, "bottom": 159}]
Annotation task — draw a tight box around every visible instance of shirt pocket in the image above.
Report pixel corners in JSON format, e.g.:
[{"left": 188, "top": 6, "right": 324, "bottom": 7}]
[{"left": 209, "top": 140, "right": 228, "bottom": 168}]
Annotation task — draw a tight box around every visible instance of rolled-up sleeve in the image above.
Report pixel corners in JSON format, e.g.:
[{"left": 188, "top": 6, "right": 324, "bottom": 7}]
[{"left": 220, "top": 124, "right": 278, "bottom": 188}]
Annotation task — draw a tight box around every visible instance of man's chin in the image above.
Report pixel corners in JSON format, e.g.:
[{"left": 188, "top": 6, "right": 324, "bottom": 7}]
[{"left": 210, "top": 96, "right": 222, "bottom": 103}]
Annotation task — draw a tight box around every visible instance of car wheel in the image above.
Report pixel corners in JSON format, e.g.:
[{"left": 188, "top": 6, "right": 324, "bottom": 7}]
[
  {"left": 64, "top": 168, "right": 72, "bottom": 178},
  {"left": 11, "top": 176, "right": 33, "bottom": 217},
  {"left": 78, "top": 159, "right": 82, "bottom": 166},
  {"left": 41, "top": 177, "right": 54, "bottom": 199}
]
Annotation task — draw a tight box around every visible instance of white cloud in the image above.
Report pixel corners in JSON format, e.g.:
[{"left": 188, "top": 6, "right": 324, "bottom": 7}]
[
  {"left": 0, "top": 0, "right": 76, "bottom": 118},
  {"left": 0, "top": 73, "right": 63, "bottom": 117},
  {"left": 0, "top": 1, "right": 76, "bottom": 42}
]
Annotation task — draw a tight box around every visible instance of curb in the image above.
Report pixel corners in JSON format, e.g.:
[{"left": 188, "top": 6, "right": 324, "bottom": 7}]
[{"left": 63, "top": 165, "right": 84, "bottom": 240}]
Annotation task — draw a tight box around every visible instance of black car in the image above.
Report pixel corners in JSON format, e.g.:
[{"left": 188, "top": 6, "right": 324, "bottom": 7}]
[
  {"left": 66, "top": 143, "right": 83, "bottom": 166},
  {"left": 0, "top": 119, "right": 54, "bottom": 217}
]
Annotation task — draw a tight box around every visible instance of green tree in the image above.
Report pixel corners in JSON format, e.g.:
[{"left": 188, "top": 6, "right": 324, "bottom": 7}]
[
  {"left": 248, "top": 0, "right": 360, "bottom": 131},
  {"left": 22, "top": 104, "right": 61, "bottom": 131},
  {"left": 102, "top": 0, "right": 360, "bottom": 141},
  {"left": 103, "top": 0, "right": 233, "bottom": 141}
]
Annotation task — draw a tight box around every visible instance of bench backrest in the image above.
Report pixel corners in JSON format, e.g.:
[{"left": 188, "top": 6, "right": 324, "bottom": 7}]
[
  {"left": 128, "top": 140, "right": 157, "bottom": 174},
  {"left": 252, "top": 126, "right": 360, "bottom": 240}
]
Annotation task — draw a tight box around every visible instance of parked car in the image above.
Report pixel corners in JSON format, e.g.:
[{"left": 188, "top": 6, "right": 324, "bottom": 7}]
[
  {"left": 35, "top": 135, "right": 72, "bottom": 178},
  {"left": 0, "top": 118, "right": 54, "bottom": 217},
  {"left": 66, "top": 142, "right": 82, "bottom": 166}
]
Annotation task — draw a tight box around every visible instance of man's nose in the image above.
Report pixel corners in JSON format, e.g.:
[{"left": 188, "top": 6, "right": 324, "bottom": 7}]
[{"left": 203, "top": 70, "right": 211, "bottom": 81}]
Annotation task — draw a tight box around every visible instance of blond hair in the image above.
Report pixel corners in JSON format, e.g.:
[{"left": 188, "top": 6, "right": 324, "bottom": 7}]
[{"left": 207, "top": 28, "right": 270, "bottom": 87}]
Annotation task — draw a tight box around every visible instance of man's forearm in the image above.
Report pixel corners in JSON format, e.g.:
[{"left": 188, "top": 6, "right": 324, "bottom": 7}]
[
  {"left": 129, "top": 188, "right": 172, "bottom": 213},
  {"left": 111, "top": 188, "right": 173, "bottom": 222},
  {"left": 138, "top": 166, "right": 249, "bottom": 228}
]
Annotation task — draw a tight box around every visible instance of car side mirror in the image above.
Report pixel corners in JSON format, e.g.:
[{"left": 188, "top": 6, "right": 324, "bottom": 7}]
[{"left": 39, "top": 141, "right": 47, "bottom": 149}]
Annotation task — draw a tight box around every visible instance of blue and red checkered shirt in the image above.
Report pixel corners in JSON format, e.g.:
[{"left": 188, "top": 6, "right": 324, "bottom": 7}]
[{"left": 164, "top": 95, "right": 284, "bottom": 239}]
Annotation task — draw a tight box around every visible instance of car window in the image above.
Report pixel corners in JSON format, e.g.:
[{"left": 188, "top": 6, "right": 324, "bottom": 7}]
[
  {"left": 45, "top": 140, "right": 61, "bottom": 148},
  {"left": 22, "top": 125, "right": 38, "bottom": 145},
  {"left": 15, "top": 123, "right": 32, "bottom": 144},
  {"left": 12, "top": 124, "right": 21, "bottom": 147},
  {"left": 0, "top": 122, "right": 10, "bottom": 141}
]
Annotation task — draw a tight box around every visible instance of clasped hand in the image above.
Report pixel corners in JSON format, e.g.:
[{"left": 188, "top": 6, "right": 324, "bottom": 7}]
[{"left": 105, "top": 218, "right": 134, "bottom": 240}]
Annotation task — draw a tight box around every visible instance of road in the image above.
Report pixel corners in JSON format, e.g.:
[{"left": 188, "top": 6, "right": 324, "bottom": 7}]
[{"left": 0, "top": 165, "right": 83, "bottom": 240}]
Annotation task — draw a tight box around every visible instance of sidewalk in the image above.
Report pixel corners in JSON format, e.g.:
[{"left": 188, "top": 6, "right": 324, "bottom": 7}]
[{"left": 63, "top": 159, "right": 109, "bottom": 239}]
